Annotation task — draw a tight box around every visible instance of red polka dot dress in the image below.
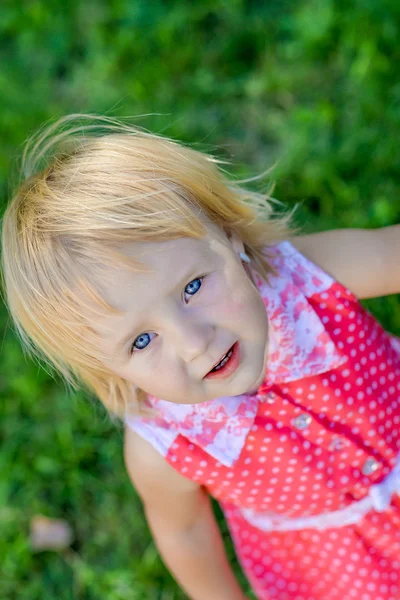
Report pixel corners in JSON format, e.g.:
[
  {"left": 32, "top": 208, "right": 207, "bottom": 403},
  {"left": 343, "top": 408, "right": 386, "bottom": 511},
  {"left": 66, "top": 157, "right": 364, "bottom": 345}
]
[{"left": 126, "top": 242, "right": 400, "bottom": 600}]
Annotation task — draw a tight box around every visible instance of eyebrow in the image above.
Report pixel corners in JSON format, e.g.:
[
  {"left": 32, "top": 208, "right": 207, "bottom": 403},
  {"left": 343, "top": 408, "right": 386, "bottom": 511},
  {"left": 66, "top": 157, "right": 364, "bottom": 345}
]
[{"left": 112, "top": 261, "right": 205, "bottom": 354}]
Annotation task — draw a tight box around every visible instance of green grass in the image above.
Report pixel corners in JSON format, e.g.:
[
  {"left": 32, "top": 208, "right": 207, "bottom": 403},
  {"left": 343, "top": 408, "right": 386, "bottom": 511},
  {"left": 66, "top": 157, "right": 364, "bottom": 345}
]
[{"left": 1, "top": 1, "right": 399, "bottom": 598}]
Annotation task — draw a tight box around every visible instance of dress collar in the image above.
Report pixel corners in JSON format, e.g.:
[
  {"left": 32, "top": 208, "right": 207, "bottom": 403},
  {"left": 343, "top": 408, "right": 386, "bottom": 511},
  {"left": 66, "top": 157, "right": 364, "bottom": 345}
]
[{"left": 142, "top": 242, "right": 347, "bottom": 467}]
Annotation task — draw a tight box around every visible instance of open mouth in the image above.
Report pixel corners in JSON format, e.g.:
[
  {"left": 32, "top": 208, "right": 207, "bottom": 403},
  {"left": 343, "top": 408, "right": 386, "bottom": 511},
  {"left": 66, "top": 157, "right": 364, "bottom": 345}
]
[{"left": 204, "top": 342, "right": 240, "bottom": 380}]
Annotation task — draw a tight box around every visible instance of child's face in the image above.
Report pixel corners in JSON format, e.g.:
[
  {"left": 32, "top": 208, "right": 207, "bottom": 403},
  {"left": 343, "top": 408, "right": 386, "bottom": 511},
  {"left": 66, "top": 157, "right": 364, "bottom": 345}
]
[{"left": 91, "top": 222, "right": 269, "bottom": 404}]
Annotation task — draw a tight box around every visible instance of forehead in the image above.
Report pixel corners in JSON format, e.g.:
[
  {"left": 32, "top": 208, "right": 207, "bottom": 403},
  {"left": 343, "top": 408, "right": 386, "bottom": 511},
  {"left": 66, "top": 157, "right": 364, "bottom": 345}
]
[{"left": 93, "top": 226, "right": 227, "bottom": 313}]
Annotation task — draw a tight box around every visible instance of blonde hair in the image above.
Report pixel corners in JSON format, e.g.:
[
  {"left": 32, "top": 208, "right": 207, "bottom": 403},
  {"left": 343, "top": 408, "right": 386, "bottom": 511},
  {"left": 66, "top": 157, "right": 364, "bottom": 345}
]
[{"left": 1, "top": 114, "right": 293, "bottom": 417}]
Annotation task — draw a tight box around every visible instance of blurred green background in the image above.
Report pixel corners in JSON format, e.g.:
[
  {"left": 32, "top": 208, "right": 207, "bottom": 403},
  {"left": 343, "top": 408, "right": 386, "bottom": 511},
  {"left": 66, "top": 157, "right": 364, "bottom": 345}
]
[{"left": 1, "top": 1, "right": 400, "bottom": 599}]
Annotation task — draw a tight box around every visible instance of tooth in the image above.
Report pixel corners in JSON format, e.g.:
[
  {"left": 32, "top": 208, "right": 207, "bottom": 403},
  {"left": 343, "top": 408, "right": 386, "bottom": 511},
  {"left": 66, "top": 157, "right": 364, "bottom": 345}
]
[{"left": 212, "top": 348, "right": 233, "bottom": 371}]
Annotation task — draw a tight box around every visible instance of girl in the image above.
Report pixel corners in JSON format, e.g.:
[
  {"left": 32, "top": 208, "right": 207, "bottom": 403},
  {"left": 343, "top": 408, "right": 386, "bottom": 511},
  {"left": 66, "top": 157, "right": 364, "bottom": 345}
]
[{"left": 2, "top": 115, "right": 400, "bottom": 600}]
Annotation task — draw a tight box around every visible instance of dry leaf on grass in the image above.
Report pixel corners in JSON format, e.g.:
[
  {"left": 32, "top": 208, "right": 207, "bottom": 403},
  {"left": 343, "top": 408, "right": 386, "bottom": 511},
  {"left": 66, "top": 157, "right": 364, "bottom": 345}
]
[{"left": 30, "top": 514, "right": 74, "bottom": 551}]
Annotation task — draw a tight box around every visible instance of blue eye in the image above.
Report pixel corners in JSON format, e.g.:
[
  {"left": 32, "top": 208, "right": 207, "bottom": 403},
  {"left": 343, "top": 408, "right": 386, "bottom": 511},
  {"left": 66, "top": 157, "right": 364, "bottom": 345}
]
[
  {"left": 132, "top": 332, "right": 155, "bottom": 352},
  {"left": 130, "top": 276, "right": 204, "bottom": 354},
  {"left": 184, "top": 276, "right": 203, "bottom": 300}
]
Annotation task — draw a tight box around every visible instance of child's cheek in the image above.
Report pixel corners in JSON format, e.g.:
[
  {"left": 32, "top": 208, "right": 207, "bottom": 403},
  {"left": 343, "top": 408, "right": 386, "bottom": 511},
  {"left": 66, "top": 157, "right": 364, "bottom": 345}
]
[
  {"left": 210, "top": 275, "right": 252, "bottom": 319},
  {"left": 222, "top": 294, "right": 248, "bottom": 318}
]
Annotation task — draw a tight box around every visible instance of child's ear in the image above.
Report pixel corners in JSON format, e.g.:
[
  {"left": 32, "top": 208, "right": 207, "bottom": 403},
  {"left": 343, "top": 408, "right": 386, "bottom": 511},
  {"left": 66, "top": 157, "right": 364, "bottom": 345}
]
[{"left": 226, "top": 229, "right": 246, "bottom": 256}]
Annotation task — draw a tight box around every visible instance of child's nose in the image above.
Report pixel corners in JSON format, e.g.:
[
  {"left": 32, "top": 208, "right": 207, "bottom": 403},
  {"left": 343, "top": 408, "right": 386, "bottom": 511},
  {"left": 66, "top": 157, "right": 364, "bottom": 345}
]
[{"left": 172, "top": 319, "right": 215, "bottom": 362}]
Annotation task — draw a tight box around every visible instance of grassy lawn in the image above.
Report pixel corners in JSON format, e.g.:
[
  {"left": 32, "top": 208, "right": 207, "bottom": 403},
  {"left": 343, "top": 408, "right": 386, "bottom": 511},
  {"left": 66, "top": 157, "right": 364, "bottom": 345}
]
[{"left": 1, "top": 2, "right": 399, "bottom": 598}]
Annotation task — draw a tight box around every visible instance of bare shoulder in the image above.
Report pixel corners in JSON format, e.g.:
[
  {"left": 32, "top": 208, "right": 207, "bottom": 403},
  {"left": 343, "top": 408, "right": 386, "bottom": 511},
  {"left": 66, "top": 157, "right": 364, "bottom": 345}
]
[
  {"left": 291, "top": 227, "right": 400, "bottom": 299},
  {"left": 124, "top": 424, "right": 200, "bottom": 516},
  {"left": 124, "top": 425, "right": 203, "bottom": 529},
  {"left": 124, "top": 424, "right": 199, "bottom": 495}
]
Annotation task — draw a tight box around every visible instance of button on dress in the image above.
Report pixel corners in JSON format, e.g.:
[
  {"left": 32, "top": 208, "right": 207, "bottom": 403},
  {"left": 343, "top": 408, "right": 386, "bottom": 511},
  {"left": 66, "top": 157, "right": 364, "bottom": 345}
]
[{"left": 126, "top": 242, "right": 400, "bottom": 600}]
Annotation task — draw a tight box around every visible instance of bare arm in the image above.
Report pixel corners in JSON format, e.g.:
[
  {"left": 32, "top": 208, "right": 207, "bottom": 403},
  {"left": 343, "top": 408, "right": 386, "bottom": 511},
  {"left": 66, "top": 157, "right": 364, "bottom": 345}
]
[
  {"left": 292, "top": 225, "right": 400, "bottom": 299},
  {"left": 124, "top": 425, "right": 248, "bottom": 600}
]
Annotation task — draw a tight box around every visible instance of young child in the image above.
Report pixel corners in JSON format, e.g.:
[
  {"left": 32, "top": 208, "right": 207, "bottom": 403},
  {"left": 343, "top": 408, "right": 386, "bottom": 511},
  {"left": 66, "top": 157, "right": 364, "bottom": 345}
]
[{"left": 2, "top": 115, "right": 400, "bottom": 600}]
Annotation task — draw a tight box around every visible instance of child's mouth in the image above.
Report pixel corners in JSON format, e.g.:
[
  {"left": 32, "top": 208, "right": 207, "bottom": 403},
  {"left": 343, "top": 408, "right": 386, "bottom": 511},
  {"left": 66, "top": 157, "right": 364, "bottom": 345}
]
[{"left": 203, "top": 342, "right": 240, "bottom": 380}]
